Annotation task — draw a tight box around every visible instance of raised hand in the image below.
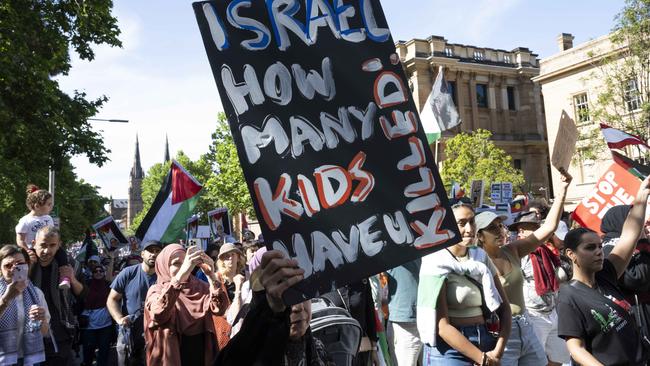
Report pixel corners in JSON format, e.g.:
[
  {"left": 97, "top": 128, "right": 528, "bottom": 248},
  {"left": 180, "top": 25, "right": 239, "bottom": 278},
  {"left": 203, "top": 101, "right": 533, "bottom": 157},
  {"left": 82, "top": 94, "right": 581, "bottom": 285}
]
[{"left": 260, "top": 250, "right": 304, "bottom": 313}]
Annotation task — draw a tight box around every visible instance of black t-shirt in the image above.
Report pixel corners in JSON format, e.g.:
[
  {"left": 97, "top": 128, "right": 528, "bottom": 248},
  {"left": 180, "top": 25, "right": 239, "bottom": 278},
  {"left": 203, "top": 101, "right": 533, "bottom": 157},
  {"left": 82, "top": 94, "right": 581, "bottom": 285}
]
[{"left": 557, "top": 259, "right": 646, "bottom": 365}]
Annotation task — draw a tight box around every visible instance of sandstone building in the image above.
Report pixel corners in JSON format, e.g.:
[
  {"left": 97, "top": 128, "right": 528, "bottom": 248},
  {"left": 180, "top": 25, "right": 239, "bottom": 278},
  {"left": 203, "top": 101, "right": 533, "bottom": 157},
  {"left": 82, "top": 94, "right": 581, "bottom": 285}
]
[{"left": 396, "top": 35, "right": 550, "bottom": 194}]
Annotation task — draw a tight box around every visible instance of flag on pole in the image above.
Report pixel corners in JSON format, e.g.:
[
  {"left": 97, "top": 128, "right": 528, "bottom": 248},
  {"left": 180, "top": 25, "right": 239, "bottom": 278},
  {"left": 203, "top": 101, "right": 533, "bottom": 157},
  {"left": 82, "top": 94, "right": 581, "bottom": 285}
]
[
  {"left": 600, "top": 123, "right": 650, "bottom": 151},
  {"left": 136, "top": 160, "right": 203, "bottom": 244},
  {"left": 419, "top": 66, "right": 462, "bottom": 143}
]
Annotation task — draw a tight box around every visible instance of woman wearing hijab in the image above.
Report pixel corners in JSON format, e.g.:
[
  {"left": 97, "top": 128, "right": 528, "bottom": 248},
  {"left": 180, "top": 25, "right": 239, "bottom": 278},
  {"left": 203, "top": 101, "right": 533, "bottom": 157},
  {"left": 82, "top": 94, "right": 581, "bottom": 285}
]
[
  {"left": 144, "top": 244, "right": 229, "bottom": 366},
  {"left": 80, "top": 264, "right": 113, "bottom": 366}
]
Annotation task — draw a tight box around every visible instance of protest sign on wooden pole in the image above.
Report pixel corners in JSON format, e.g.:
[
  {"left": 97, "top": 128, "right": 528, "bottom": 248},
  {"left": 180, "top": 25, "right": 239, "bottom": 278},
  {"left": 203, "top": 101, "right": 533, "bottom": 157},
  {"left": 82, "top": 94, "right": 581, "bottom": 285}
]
[{"left": 193, "top": 1, "right": 460, "bottom": 304}]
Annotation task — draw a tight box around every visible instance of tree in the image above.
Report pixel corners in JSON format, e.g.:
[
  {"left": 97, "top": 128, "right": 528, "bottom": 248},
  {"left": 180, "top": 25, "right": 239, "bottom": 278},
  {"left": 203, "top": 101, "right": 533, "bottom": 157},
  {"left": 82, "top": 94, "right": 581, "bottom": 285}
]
[
  {"left": 202, "top": 113, "right": 255, "bottom": 218},
  {"left": 0, "top": 1, "right": 121, "bottom": 242},
  {"left": 582, "top": 0, "right": 650, "bottom": 160},
  {"left": 441, "top": 129, "right": 525, "bottom": 202}
]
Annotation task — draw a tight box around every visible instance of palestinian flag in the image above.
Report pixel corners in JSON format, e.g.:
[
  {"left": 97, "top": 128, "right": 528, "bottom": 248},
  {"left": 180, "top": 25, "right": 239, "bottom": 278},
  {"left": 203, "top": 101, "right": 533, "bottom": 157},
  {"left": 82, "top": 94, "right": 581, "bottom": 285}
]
[
  {"left": 419, "top": 66, "right": 461, "bottom": 144},
  {"left": 611, "top": 150, "right": 650, "bottom": 179},
  {"left": 136, "top": 161, "right": 203, "bottom": 244}
]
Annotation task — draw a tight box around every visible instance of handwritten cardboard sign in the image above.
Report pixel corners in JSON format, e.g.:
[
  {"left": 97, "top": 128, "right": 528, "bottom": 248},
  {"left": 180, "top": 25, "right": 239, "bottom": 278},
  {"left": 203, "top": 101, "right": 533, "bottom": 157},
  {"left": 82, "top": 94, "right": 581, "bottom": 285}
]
[
  {"left": 551, "top": 111, "right": 578, "bottom": 171},
  {"left": 193, "top": 0, "right": 460, "bottom": 304},
  {"left": 572, "top": 163, "right": 639, "bottom": 234}
]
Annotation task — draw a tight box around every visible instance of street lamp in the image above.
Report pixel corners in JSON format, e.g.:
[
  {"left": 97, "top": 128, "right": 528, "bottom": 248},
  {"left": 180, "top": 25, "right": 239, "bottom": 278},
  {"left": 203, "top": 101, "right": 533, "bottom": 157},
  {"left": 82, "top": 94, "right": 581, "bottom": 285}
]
[{"left": 49, "top": 117, "right": 129, "bottom": 205}]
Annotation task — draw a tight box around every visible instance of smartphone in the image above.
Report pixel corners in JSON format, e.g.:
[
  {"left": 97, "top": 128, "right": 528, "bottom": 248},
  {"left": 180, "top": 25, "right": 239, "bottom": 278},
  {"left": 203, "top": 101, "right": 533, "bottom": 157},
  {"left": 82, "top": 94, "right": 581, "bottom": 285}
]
[
  {"left": 13, "top": 264, "right": 28, "bottom": 282},
  {"left": 188, "top": 238, "right": 202, "bottom": 249}
]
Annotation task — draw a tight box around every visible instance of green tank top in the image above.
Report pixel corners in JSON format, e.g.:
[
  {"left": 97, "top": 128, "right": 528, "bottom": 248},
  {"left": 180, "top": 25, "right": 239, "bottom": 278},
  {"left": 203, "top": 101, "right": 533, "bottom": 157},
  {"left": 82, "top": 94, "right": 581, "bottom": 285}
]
[{"left": 498, "top": 247, "right": 526, "bottom": 315}]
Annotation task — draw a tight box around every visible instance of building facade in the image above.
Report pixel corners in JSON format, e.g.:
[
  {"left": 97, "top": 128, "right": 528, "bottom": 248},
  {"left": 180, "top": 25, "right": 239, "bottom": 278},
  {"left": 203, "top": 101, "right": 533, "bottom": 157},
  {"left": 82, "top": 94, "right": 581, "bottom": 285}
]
[
  {"left": 533, "top": 33, "right": 630, "bottom": 207},
  {"left": 396, "top": 35, "right": 550, "bottom": 194}
]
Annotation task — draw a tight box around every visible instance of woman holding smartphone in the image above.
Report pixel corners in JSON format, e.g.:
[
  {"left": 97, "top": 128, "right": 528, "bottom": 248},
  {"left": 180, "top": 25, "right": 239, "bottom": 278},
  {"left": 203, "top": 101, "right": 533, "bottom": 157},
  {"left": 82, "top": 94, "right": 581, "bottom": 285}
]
[
  {"left": 0, "top": 245, "right": 49, "bottom": 366},
  {"left": 144, "top": 244, "right": 230, "bottom": 366}
]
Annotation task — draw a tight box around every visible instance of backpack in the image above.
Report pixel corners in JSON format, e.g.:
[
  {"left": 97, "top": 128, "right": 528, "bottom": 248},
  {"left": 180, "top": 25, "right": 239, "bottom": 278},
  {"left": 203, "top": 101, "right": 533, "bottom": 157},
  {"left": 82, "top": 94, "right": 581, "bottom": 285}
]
[{"left": 310, "top": 297, "right": 362, "bottom": 366}]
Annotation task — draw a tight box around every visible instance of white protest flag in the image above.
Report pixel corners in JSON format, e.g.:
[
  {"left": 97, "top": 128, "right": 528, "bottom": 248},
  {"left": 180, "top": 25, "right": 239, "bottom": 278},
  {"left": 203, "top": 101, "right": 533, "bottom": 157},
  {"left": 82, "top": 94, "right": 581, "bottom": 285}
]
[{"left": 419, "top": 66, "right": 462, "bottom": 143}]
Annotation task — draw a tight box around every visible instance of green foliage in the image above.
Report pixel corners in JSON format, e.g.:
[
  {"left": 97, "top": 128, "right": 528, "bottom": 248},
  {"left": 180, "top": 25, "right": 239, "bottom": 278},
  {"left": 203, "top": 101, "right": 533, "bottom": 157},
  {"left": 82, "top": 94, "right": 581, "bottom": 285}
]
[
  {"left": 131, "top": 114, "right": 255, "bottom": 234},
  {"left": 203, "top": 113, "right": 255, "bottom": 217},
  {"left": 441, "top": 129, "right": 525, "bottom": 202},
  {"left": 583, "top": 0, "right": 650, "bottom": 159},
  {"left": 131, "top": 151, "right": 213, "bottom": 230},
  {"left": 0, "top": 1, "right": 120, "bottom": 243}
]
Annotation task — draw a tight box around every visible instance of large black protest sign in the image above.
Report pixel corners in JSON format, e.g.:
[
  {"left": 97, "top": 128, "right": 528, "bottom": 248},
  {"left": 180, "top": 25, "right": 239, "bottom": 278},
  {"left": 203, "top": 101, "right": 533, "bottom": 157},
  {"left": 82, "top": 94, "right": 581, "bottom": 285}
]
[{"left": 193, "top": 0, "right": 460, "bottom": 305}]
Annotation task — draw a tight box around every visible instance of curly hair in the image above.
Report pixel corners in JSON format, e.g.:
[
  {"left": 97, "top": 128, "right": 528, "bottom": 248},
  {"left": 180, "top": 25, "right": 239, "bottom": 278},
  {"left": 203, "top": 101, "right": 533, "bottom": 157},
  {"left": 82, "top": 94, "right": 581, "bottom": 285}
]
[{"left": 25, "top": 184, "right": 52, "bottom": 211}]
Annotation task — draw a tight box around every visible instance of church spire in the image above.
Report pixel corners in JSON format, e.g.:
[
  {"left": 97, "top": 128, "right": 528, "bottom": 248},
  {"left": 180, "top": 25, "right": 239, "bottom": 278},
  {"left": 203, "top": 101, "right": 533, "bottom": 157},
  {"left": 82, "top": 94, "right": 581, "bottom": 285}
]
[
  {"left": 131, "top": 134, "right": 144, "bottom": 179},
  {"left": 164, "top": 134, "right": 170, "bottom": 162}
]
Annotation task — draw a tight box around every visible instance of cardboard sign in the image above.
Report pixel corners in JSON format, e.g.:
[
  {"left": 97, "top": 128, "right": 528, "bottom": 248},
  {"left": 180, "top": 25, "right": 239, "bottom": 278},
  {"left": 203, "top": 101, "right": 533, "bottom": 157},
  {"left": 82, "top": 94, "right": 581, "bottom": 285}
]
[
  {"left": 208, "top": 208, "right": 231, "bottom": 238},
  {"left": 551, "top": 111, "right": 578, "bottom": 171},
  {"left": 193, "top": 0, "right": 460, "bottom": 304},
  {"left": 572, "top": 163, "right": 639, "bottom": 234},
  {"left": 93, "top": 216, "right": 128, "bottom": 250},
  {"left": 470, "top": 180, "right": 484, "bottom": 208}
]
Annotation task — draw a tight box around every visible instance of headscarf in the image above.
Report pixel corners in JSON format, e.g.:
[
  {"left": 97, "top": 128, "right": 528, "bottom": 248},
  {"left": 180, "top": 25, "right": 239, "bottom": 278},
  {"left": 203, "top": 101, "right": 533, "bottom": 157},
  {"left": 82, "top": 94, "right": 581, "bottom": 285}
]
[
  {"left": 601, "top": 205, "right": 631, "bottom": 243},
  {"left": 154, "top": 244, "right": 212, "bottom": 335}
]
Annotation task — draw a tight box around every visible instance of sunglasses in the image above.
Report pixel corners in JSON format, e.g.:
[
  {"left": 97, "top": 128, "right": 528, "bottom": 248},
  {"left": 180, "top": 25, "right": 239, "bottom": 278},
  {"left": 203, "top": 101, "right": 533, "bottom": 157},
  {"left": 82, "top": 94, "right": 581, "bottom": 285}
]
[{"left": 93, "top": 269, "right": 105, "bottom": 274}]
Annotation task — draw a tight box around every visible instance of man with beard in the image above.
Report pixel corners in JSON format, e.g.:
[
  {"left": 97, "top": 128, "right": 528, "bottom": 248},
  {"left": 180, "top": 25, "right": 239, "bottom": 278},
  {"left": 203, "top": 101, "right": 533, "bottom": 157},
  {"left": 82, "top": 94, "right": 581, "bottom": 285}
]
[{"left": 107, "top": 240, "right": 162, "bottom": 366}]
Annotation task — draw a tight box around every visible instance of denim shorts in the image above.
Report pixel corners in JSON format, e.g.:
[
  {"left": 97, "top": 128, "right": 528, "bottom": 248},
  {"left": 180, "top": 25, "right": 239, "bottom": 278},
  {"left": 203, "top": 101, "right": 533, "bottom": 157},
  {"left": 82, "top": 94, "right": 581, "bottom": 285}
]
[
  {"left": 501, "top": 313, "right": 547, "bottom": 366},
  {"left": 423, "top": 323, "right": 497, "bottom": 366}
]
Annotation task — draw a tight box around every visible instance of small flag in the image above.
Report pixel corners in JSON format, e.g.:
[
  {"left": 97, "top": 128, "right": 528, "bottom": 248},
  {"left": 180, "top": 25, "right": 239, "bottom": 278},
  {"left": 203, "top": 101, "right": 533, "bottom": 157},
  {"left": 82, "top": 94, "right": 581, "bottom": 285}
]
[
  {"left": 93, "top": 216, "right": 128, "bottom": 250},
  {"left": 76, "top": 230, "right": 98, "bottom": 263},
  {"left": 611, "top": 150, "right": 650, "bottom": 179},
  {"left": 600, "top": 123, "right": 650, "bottom": 151},
  {"left": 420, "top": 66, "right": 461, "bottom": 144},
  {"left": 136, "top": 161, "right": 203, "bottom": 244}
]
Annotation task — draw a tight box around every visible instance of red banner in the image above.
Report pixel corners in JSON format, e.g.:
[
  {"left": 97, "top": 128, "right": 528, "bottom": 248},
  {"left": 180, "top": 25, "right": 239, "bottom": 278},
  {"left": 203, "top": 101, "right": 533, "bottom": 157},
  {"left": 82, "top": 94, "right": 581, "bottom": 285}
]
[{"left": 572, "top": 163, "right": 639, "bottom": 234}]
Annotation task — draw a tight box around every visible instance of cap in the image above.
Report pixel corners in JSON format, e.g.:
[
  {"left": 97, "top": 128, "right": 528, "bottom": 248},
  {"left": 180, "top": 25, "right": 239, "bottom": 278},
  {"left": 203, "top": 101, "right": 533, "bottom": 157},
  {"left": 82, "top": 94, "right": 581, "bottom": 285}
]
[
  {"left": 218, "top": 243, "right": 244, "bottom": 259},
  {"left": 142, "top": 240, "right": 163, "bottom": 251},
  {"left": 475, "top": 211, "right": 509, "bottom": 231},
  {"left": 88, "top": 255, "right": 101, "bottom": 263},
  {"left": 508, "top": 211, "right": 541, "bottom": 231},
  {"left": 554, "top": 221, "right": 569, "bottom": 241}
]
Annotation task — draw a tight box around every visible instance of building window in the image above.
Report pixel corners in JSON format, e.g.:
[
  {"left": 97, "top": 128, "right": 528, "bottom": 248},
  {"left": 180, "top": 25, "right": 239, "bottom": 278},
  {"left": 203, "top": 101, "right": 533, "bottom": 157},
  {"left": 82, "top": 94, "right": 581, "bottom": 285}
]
[
  {"left": 476, "top": 84, "right": 488, "bottom": 108},
  {"left": 473, "top": 50, "right": 484, "bottom": 61},
  {"left": 503, "top": 54, "right": 511, "bottom": 63},
  {"left": 625, "top": 79, "right": 641, "bottom": 111},
  {"left": 445, "top": 47, "right": 454, "bottom": 57},
  {"left": 574, "top": 93, "right": 590, "bottom": 123},
  {"left": 514, "top": 159, "right": 522, "bottom": 170},
  {"left": 447, "top": 81, "right": 457, "bottom": 105},
  {"left": 507, "top": 87, "right": 516, "bottom": 111}
]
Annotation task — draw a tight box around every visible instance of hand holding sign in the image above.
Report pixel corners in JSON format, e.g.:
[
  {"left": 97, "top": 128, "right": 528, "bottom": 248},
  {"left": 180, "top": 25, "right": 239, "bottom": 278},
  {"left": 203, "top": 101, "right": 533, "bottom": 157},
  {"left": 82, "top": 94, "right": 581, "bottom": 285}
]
[
  {"left": 261, "top": 250, "right": 304, "bottom": 313},
  {"left": 557, "top": 167, "right": 573, "bottom": 192}
]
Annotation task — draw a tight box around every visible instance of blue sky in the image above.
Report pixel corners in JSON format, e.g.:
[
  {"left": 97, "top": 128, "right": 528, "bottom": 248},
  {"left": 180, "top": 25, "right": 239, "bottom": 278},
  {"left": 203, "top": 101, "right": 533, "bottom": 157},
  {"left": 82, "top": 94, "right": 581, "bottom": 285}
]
[{"left": 62, "top": 0, "right": 625, "bottom": 199}]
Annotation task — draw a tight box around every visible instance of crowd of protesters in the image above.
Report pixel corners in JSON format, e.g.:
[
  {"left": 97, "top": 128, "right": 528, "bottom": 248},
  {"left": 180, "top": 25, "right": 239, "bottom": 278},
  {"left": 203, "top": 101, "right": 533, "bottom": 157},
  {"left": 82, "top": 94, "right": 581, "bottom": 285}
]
[{"left": 3, "top": 169, "right": 650, "bottom": 366}]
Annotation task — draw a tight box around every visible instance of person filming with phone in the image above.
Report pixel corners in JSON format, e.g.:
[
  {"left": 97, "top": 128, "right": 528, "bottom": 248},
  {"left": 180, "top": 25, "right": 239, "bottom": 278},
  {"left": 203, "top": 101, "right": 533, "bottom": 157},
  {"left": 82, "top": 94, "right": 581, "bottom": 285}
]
[
  {"left": 144, "top": 244, "right": 229, "bottom": 365},
  {"left": 0, "top": 245, "right": 50, "bottom": 366}
]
